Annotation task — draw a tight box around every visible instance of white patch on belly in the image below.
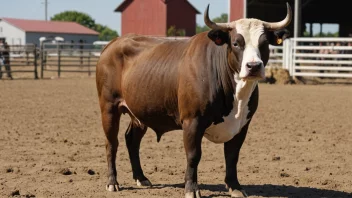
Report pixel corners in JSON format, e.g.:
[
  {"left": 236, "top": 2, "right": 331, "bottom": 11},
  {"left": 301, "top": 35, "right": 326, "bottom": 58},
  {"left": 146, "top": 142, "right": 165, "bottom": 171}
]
[{"left": 204, "top": 77, "right": 257, "bottom": 144}]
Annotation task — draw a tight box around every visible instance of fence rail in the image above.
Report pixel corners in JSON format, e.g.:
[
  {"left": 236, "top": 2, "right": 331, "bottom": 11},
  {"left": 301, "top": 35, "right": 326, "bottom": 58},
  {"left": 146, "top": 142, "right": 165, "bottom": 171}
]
[
  {"left": 287, "top": 37, "right": 352, "bottom": 78},
  {"left": 267, "top": 45, "right": 284, "bottom": 68},
  {"left": 40, "top": 42, "right": 105, "bottom": 78},
  {"left": 2, "top": 37, "right": 352, "bottom": 80},
  {"left": 0, "top": 44, "right": 38, "bottom": 79}
]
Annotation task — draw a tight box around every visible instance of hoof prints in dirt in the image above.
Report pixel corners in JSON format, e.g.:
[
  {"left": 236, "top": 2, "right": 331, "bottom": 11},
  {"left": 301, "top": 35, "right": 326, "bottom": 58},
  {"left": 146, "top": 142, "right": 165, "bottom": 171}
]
[
  {"left": 87, "top": 169, "right": 95, "bottom": 175},
  {"left": 1, "top": 80, "right": 351, "bottom": 197},
  {"left": 10, "top": 190, "right": 35, "bottom": 198},
  {"left": 58, "top": 168, "right": 96, "bottom": 176},
  {"left": 59, "top": 168, "right": 73, "bottom": 175}
]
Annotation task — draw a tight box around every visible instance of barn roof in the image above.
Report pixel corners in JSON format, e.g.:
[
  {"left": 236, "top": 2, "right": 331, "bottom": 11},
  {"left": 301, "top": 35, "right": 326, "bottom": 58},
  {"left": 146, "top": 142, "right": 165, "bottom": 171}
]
[
  {"left": 0, "top": 17, "right": 99, "bottom": 35},
  {"left": 114, "top": 0, "right": 200, "bottom": 14}
]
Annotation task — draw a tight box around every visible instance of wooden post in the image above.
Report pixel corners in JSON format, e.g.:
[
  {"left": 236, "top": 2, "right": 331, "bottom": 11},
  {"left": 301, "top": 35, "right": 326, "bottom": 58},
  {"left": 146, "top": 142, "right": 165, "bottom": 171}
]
[
  {"left": 34, "top": 45, "right": 38, "bottom": 79},
  {"left": 26, "top": 51, "right": 29, "bottom": 65},
  {"left": 88, "top": 55, "right": 91, "bottom": 76},
  {"left": 40, "top": 44, "right": 44, "bottom": 79}
]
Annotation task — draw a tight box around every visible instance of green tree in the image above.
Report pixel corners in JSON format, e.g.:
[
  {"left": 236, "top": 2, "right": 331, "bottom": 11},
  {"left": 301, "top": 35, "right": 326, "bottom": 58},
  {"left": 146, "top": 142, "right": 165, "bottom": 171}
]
[
  {"left": 167, "top": 26, "right": 186, "bottom": 37},
  {"left": 167, "top": 26, "right": 177, "bottom": 36},
  {"left": 196, "top": 25, "right": 210, "bottom": 34},
  {"left": 212, "top": 13, "right": 228, "bottom": 23},
  {"left": 51, "top": 11, "right": 96, "bottom": 29},
  {"left": 51, "top": 11, "right": 118, "bottom": 41},
  {"left": 196, "top": 13, "right": 228, "bottom": 34},
  {"left": 99, "top": 26, "right": 119, "bottom": 40}
]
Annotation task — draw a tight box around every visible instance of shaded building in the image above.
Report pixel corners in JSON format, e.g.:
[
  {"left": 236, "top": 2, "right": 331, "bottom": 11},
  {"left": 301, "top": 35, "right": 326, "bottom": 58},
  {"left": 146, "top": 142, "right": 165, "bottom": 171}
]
[
  {"left": 229, "top": 0, "right": 351, "bottom": 37},
  {"left": 115, "top": 0, "right": 200, "bottom": 37}
]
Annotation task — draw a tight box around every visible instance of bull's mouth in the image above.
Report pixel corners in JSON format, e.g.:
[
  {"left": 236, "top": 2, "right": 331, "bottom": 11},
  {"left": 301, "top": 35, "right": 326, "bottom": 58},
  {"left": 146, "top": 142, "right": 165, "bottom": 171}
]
[{"left": 242, "top": 73, "right": 265, "bottom": 81}]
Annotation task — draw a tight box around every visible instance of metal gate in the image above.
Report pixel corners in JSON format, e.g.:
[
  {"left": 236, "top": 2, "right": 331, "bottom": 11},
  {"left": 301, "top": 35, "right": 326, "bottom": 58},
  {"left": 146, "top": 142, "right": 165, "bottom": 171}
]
[
  {"left": 285, "top": 38, "right": 352, "bottom": 78},
  {"left": 40, "top": 43, "right": 103, "bottom": 78}
]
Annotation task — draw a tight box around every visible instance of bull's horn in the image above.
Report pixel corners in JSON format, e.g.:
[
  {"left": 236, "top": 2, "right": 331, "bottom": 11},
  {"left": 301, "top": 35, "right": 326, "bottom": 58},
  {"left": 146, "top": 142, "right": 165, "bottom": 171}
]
[
  {"left": 204, "top": 4, "right": 232, "bottom": 31},
  {"left": 262, "top": 2, "right": 292, "bottom": 30}
]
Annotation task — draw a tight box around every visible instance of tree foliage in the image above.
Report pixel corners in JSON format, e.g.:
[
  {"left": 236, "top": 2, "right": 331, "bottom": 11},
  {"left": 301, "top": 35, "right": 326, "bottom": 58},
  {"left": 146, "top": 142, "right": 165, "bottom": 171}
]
[
  {"left": 212, "top": 13, "right": 228, "bottom": 23},
  {"left": 167, "top": 26, "right": 186, "bottom": 37},
  {"left": 95, "top": 24, "right": 119, "bottom": 41},
  {"left": 196, "top": 13, "right": 228, "bottom": 34},
  {"left": 51, "top": 11, "right": 118, "bottom": 41},
  {"left": 51, "top": 11, "right": 96, "bottom": 29}
]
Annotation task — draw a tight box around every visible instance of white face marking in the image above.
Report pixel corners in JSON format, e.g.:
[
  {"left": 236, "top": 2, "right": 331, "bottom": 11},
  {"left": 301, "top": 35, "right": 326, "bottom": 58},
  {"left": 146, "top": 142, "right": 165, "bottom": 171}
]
[
  {"left": 204, "top": 75, "right": 257, "bottom": 144},
  {"left": 235, "top": 19, "right": 265, "bottom": 79}
]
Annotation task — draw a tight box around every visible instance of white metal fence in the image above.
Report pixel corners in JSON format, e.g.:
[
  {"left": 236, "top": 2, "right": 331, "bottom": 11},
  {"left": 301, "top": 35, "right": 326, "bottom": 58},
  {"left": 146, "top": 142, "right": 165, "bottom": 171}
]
[
  {"left": 267, "top": 45, "right": 284, "bottom": 68},
  {"left": 280, "top": 37, "right": 352, "bottom": 78}
]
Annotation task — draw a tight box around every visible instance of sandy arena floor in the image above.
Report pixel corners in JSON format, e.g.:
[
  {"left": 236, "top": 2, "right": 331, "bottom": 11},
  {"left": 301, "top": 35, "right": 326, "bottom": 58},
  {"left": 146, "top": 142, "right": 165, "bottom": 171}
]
[{"left": 0, "top": 78, "right": 351, "bottom": 198}]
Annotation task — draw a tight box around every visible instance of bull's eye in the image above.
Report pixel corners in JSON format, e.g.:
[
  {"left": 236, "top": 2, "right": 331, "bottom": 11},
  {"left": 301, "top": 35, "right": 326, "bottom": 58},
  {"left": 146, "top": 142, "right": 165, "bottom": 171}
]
[{"left": 233, "top": 42, "right": 240, "bottom": 48}]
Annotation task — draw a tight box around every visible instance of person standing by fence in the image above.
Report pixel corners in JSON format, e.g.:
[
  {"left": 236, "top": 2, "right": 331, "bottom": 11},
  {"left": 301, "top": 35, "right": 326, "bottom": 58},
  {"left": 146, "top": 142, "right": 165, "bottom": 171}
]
[{"left": 0, "top": 40, "right": 13, "bottom": 80}]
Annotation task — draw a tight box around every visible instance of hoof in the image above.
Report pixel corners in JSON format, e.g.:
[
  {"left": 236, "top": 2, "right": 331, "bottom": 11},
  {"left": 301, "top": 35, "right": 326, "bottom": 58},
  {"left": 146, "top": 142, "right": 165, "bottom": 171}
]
[
  {"left": 185, "top": 190, "right": 201, "bottom": 198},
  {"left": 106, "top": 184, "right": 120, "bottom": 192},
  {"left": 229, "top": 189, "right": 248, "bottom": 197},
  {"left": 136, "top": 179, "right": 152, "bottom": 187}
]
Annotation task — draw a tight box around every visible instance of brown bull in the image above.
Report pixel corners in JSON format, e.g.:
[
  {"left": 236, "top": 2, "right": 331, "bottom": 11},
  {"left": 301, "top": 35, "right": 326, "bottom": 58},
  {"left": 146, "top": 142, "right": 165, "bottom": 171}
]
[{"left": 96, "top": 3, "right": 292, "bottom": 198}]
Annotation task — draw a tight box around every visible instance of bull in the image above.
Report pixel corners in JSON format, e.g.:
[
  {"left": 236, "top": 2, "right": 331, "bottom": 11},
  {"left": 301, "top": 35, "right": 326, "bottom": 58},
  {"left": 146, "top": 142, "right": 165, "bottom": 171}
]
[{"left": 96, "top": 3, "right": 292, "bottom": 197}]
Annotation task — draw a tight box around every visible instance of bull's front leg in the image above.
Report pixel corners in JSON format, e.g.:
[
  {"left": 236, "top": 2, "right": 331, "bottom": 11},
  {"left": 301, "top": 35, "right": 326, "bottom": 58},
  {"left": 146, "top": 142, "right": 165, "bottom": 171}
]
[
  {"left": 182, "top": 118, "right": 205, "bottom": 198},
  {"left": 224, "top": 122, "right": 251, "bottom": 197}
]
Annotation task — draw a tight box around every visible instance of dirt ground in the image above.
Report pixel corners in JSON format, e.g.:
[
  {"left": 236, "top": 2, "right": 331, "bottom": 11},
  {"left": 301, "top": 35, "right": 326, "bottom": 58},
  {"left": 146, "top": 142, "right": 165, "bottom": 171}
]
[{"left": 0, "top": 78, "right": 351, "bottom": 198}]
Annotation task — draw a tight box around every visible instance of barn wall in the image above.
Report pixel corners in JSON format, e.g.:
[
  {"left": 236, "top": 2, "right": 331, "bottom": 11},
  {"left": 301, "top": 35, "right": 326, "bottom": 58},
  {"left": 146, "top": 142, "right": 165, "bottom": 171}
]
[
  {"left": 166, "top": 1, "right": 197, "bottom": 36},
  {"left": 0, "top": 20, "right": 25, "bottom": 45},
  {"left": 26, "top": 33, "right": 98, "bottom": 46},
  {"left": 121, "top": 0, "right": 167, "bottom": 36},
  {"left": 229, "top": 0, "right": 244, "bottom": 21}
]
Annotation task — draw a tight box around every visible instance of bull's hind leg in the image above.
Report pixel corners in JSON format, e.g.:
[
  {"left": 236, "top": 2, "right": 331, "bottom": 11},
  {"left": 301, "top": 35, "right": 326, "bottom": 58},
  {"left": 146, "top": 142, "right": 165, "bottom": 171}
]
[
  {"left": 100, "top": 100, "right": 122, "bottom": 192},
  {"left": 125, "top": 122, "right": 152, "bottom": 187},
  {"left": 182, "top": 118, "right": 206, "bottom": 198}
]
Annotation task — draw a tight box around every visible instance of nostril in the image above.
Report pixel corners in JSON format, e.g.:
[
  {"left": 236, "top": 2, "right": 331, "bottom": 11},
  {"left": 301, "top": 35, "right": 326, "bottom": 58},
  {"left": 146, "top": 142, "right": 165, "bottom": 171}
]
[{"left": 246, "top": 62, "right": 262, "bottom": 71}]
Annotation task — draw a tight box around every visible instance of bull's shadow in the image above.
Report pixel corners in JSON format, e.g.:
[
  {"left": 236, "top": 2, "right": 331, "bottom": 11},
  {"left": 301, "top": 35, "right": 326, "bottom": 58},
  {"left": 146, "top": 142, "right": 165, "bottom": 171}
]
[
  {"left": 149, "top": 183, "right": 352, "bottom": 198},
  {"left": 242, "top": 184, "right": 352, "bottom": 198}
]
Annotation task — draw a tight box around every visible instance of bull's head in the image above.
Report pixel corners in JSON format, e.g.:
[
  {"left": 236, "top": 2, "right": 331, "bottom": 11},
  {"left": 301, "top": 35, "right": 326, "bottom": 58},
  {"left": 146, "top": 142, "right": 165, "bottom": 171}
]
[{"left": 205, "top": 3, "right": 291, "bottom": 80}]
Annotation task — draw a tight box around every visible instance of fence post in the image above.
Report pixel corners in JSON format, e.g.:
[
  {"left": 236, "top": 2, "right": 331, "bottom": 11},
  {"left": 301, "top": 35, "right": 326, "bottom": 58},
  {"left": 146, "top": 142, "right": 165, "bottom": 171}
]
[
  {"left": 34, "top": 45, "right": 38, "bottom": 79},
  {"left": 40, "top": 43, "right": 44, "bottom": 78},
  {"left": 58, "top": 49, "right": 61, "bottom": 78},
  {"left": 88, "top": 54, "right": 91, "bottom": 76},
  {"left": 290, "top": 39, "right": 295, "bottom": 76}
]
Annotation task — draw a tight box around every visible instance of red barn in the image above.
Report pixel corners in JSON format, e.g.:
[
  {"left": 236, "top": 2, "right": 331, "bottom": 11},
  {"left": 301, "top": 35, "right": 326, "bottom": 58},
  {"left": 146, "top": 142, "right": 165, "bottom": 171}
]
[{"left": 114, "top": 0, "right": 200, "bottom": 37}]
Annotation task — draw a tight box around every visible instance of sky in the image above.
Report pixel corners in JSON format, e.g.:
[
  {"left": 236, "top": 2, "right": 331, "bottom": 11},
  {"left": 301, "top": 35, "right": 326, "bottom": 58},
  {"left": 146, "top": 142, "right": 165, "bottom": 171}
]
[{"left": 1, "top": 0, "right": 337, "bottom": 36}]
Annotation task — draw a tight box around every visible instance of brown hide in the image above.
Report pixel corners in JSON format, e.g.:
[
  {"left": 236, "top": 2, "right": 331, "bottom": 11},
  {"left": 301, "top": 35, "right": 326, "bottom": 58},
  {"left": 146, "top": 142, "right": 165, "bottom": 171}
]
[{"left": 96, "top": 32, "right": 235, "bottom": 136}]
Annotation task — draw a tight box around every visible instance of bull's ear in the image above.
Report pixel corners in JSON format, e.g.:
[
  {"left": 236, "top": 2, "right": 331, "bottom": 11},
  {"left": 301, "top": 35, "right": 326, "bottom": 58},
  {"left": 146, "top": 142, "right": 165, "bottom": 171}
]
[
  {"left": 267, "top": 29, "right": 290, "bottom": 46},
  {"left": 208, "top": 30, "right": 229, "bottom": 46}
]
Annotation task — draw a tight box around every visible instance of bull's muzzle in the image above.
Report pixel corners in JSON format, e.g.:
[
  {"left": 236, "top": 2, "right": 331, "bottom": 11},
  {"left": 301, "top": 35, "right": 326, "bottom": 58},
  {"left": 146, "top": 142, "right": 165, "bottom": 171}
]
[
  {"left": 246, "top": 61, "right": 262, "bottom": 73},
  {"left": 243, "top": 61, "right": 265, "bottom": 80}
]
